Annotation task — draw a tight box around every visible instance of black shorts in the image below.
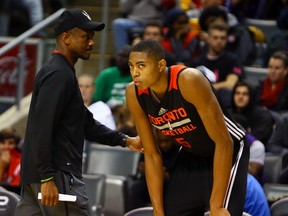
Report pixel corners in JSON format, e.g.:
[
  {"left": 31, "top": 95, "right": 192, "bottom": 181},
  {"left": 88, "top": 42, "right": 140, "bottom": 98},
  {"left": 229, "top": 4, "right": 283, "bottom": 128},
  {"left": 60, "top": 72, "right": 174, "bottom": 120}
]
[{"left": 164, "top": 140, "right": 249, "bottom": 216}]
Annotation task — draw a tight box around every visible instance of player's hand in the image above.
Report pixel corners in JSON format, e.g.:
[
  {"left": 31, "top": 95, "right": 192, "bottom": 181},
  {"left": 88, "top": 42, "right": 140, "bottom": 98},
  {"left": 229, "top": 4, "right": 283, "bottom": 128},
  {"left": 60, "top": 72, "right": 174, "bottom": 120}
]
[
  {"left": 40, "top": 180, "right": 59, "bottom": 206},
  {"left": 210, "top": 207, "right": 230, "bottom": 216},
  {"left": 126, "top": 136, "right": 143, "bottom": 153}
]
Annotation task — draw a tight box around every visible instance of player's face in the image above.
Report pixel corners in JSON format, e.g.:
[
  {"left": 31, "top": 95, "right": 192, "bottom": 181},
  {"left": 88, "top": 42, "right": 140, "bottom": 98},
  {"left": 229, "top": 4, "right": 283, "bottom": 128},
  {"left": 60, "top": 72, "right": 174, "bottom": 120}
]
[
  {"left": 207, "top": 29, "right": 227, "bottom": 54},
  {"left": 68, "top": 28, "right": 95, "bottom": 60},
  {"left": 234, "top": 86, "right": 250, "bottom": 109},
  {"left": 128, "top": 52, "right": 162, "bottom": 89},
  {"left": 268, "top": 57, "right": 288, "bottom": 84}
]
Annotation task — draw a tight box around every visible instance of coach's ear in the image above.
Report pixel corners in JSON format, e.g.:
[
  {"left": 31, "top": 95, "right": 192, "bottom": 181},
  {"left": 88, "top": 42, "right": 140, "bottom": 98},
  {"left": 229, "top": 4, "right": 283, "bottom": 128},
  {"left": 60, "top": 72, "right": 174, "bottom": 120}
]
[{"left": 158, "top": 59, "right": 167, "bottom": 72}]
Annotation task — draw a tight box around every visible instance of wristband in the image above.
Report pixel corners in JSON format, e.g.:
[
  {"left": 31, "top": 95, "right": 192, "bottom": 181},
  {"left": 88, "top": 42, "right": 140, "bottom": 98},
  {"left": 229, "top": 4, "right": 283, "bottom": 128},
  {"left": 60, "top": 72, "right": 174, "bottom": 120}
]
[{"left": 41, "top": 176, "right": 54, "bottom": 183}]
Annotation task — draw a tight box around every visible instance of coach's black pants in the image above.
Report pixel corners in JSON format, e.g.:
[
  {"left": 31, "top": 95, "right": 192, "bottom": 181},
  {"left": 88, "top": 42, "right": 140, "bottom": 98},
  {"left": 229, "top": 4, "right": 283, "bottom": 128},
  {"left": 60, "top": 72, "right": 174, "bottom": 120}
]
[{"left": 15, "top": 171, "right": 90, "bottom": 216}]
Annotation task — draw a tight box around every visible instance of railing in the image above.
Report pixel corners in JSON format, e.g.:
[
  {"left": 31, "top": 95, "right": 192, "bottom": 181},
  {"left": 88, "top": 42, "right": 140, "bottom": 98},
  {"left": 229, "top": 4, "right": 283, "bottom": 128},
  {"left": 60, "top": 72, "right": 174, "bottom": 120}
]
[{"left": 0, "top": 8, "right": 65, "bottom": 110}]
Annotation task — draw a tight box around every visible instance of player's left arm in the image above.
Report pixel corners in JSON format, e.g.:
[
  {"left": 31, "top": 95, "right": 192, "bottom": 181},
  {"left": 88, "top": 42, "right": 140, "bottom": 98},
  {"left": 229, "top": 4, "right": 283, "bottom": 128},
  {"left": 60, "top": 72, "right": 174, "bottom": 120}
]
[{"left": 179, "top": 69, "right": 233, "bottom": 215}]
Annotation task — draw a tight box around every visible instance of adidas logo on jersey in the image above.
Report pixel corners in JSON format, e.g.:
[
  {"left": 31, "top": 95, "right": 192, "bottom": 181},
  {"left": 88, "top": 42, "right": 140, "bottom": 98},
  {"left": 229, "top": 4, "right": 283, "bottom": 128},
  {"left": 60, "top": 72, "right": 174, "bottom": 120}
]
[{"left": 158, "top": 107, "right": 168, "bottom": 115}]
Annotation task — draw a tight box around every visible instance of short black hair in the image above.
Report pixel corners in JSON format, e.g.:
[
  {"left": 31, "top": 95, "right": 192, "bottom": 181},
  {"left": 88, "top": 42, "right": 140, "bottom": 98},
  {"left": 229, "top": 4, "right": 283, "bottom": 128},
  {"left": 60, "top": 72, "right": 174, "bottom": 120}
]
[
  {"left": 199, "top": 6, "right": 228, "bottom": 32},
  {"left": 131, "top": 39, "right": 165, "bottom": 61}
]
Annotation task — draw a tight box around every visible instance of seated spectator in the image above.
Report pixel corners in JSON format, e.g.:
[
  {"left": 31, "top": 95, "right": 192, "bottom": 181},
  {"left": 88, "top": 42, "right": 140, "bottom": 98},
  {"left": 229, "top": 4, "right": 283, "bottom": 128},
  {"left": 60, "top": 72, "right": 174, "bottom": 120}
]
[
  {"left": 229, "top": 81, "right": 274, "bottom": 146},
  {"left": 161, "top": 7, "right": 201, "bottom": 65},
  {"left": 263, "top": 4, "right": 288, "bottom": 67},
  {"left": 78, "top": 73, "right": 116, "bottom": 130},
  {"left": 112, "top": 0, "right": 163, "bottom": 53},
  {"left": 244, "top": 173, "right": 271, "bottom": 216},
  {"left": 257, "top": 51, "right": 288, "bottom": 117},
  {"left": 185, "top": 0, "right": 239, "bottom": 27},
  {"left": 93, "top": 45, "right": 132, "bottom": 110},
  {"left": 267, "top": 116, "right": 288, "bottom": 156},
  {"left": 198, "top": 6, "right": 256, "bottom": 65},
  {"left": 190, "top": 21, "right": 242, "bottom": 106},
  {"left": 132, "top": 20, "right": 177, "bottom": 66},
  {"left": 0, "top": 128, "right": 21, "bottom": 191}
]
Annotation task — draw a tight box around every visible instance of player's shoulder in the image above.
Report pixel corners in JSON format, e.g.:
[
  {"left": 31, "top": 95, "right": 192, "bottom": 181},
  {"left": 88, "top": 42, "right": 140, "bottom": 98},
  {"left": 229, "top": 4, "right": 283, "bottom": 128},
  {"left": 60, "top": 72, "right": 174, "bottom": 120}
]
[{"left": 179, "top": 67, "right": 206, "bottom": 83}]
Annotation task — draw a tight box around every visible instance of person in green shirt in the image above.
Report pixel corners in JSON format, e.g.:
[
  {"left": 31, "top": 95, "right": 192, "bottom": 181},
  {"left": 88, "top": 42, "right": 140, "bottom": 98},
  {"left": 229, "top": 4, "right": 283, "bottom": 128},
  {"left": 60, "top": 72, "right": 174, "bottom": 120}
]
[{"left": 93, "top": 45, "right": 132, "bottom": 108}]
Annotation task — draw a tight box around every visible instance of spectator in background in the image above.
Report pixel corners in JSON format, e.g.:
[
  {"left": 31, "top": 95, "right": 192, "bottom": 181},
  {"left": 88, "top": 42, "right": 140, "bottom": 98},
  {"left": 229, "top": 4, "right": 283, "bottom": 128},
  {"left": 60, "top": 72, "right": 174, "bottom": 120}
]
[
  {"left": 132, "top": 20, "right": 177, "bottom": 66},
  {"left": 185, "top": 0, "right": 239, "bottom": 27},
  {"left": 78, "top": 73, "right": 116, "bottom": 130},
  {"left": 162, "top": 7, "right": 201, "bottom": 65},
  {"left": 263, "top": 3, "right": 288, "bottom": 67},
  {"left": 229, "top": 81, "right": 274, "bottom": 146},
  {"left": 198, "top": 6, "right": 256, "bottom": 65},
  {"left": 93, "top": 45, "right": 132, "bottom": 110},
  {"left": 112, "top": 0, "right": 163, "bottom": 53},
  {"left": 244, "top": 173, "right": 271, "bottom": 216},
  {"left": 267, "top": 116, "right": 288, "bottom": 156},
  {"left": 0, "top": 128, "right": 22, "bottom": 193},
  {"left": 257, "top": 51, "right": 288, "bottom": 117},
  {"left": 190, "top": 21, "right": 242, "bottom": 107},
  {"left": 21, "top": 0, "right": 43, "bottom": 27},
  {"left": 0, "top": 0, "right": 44, "bottom": 36},
  {"left": 0, "top": 0, "right": 10, "bottom": 36}
]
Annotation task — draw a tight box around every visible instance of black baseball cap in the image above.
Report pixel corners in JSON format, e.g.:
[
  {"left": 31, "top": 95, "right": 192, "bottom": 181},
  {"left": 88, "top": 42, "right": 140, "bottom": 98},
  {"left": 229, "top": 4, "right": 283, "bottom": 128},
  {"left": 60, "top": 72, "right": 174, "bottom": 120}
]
[{"left": 54, "top": 8, "right": 105, "bottom": 36}]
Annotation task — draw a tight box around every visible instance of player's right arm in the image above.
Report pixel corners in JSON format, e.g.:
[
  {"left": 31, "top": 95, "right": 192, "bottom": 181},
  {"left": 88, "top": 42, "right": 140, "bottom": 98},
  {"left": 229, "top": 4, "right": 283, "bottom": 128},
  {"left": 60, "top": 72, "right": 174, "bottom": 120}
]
[{"left": 126, "top": 83, "right": 165, "bottom": 216}]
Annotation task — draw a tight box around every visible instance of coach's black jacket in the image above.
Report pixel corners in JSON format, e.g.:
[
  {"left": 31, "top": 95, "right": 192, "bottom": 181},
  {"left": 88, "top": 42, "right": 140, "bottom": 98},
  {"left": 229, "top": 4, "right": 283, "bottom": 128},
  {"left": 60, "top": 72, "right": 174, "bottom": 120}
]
[{"left": 20, "top": 53, "right": 126, "bottom": 185}]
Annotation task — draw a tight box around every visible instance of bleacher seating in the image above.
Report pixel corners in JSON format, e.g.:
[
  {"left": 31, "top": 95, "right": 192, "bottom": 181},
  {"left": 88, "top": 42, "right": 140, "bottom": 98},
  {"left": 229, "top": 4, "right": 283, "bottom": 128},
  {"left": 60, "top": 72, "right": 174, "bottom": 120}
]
[
  {"left": 243, "top": 66, "right": 268, "bottom": 87},
  {"left": 85, "top": 143, "right": 141, "bottom": 216},
  {"left": 263, "top": 154, "right": 283, "bottom": 184},
  {"left": 124, "top": 206, "right": 153, "bottom": 216},
  {"left": 82, "top": 173, "right": 106, "bottom": 216},
  {"left": 0, "top": 188, "right": 21, "bottom": 216},
  {"left": 243, "top": 18, "right": 280, "bottom": 43},
  {"left": 270, "top": 197, "right": 288, "bottom": 216}
]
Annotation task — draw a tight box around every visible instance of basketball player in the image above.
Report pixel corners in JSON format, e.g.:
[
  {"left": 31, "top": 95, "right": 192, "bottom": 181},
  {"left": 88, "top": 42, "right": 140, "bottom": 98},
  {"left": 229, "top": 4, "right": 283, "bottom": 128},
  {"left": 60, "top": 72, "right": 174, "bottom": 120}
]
[{"left": 126, "top": 39, "right": 249, "bottom": 216}]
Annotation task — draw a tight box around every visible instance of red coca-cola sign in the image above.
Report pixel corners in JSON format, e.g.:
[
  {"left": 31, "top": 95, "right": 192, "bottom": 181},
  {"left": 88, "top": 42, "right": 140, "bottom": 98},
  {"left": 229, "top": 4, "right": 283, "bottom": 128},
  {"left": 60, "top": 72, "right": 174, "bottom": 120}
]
[{"left": 0, "top": 38, "right": 40, "bottom": 97}]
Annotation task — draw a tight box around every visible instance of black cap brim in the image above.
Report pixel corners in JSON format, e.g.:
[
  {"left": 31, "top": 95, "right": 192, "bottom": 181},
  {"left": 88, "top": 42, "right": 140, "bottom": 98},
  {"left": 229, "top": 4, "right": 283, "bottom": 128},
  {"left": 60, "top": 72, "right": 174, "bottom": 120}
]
[{"left": 79, "top": 22, "right": 105, "bottom": 32}]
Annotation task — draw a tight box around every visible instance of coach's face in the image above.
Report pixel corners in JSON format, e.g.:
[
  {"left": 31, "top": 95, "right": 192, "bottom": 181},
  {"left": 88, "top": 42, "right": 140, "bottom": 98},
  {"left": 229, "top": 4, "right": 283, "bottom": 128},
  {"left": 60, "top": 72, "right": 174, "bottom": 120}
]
[{"left": 67, "top": 28, "right": 95, "bottom": 60}]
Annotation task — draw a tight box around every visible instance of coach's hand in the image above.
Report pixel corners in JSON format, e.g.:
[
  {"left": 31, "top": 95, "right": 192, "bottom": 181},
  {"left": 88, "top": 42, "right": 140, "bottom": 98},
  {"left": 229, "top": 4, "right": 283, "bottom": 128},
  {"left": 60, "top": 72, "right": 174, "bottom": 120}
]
[
  {"left": 126, "top": 135, "right": 143, "bottom": 153},
  {"left": 41, "top": 180, "right": 59, "bottom": 206}
]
